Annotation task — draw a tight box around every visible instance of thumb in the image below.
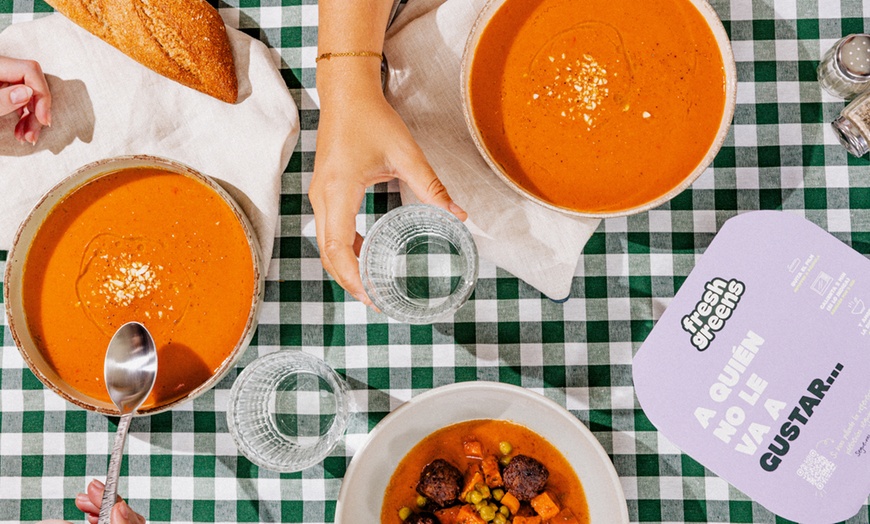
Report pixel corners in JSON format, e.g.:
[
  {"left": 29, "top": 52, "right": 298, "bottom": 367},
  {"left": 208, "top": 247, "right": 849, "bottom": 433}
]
[
  {"left": 0, "top": 85, "right": 32, "bottom": 117},
  {"left": 395, "top": 156, "right": 468, "bottom": 221},
  {"left": 112, "top": 502, "right": 142, "bottom": 524}
]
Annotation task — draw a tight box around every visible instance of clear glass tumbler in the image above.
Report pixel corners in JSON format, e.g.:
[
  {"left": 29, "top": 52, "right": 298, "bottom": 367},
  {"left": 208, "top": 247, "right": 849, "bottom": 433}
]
[
  {"left": 226, "top": 351, "right": 352, "bottom": 472},
  {"left": 359, "top": 204, "right": 479, "bottom": 324}
]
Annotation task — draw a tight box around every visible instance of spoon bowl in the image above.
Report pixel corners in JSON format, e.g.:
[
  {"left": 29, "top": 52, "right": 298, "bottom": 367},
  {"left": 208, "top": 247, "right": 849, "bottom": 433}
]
[
  {"left": 104, "top": 322, "right": 158, "bottom": 413},
  {"left": 99, "top": 322, "right": 157, "bottom": 524}
]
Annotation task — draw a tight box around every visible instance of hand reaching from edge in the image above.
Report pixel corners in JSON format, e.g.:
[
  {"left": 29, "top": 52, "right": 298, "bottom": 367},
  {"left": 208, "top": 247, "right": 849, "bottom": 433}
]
[
  {"left": 0, "top": 56, "right": 52, "bottom": 144},
  {"left": 310, "top": 87, "right": 467, "bottom": 306},
  {"left": 39, "top": 479, "right": 146, "bottom": 524}
]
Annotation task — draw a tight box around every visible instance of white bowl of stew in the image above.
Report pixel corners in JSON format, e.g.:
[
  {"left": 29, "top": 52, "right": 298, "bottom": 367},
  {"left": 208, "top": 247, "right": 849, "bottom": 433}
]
[
  {"left": 336, "top": 381, "right": 629, "bottom": 523},
  {"left": 4, "top": 155, "right": 264, "bottom": 415},
  {"left": 461, "top": 0, "right": 737, "bottom": 217}
]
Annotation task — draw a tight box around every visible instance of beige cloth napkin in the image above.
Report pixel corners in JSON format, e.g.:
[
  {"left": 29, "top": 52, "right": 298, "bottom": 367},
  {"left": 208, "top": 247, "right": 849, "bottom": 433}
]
[
  {"left": 385, "top": 0, "right": 600, "bottom": 300},
  {"left": 0, "top": 14, "right": 299, "bottom": 264}
]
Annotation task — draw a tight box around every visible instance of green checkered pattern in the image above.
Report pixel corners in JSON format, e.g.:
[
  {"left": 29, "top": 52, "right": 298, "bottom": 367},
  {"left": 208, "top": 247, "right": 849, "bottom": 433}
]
[{"left": 2, "top": 0, "right": 870, "bottom": 523}]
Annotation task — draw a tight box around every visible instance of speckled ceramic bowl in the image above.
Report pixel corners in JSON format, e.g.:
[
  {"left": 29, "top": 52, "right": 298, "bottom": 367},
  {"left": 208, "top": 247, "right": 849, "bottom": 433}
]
[
  {"left": 4, "top": 155, "right": 264, "bottom": 416},
  {"left": 461, "top": 0, "right": 738, "bottom": 218}
]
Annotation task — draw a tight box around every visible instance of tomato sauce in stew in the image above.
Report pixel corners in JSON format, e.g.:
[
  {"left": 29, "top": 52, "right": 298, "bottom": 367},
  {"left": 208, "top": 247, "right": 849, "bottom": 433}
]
[{"left": 381, "top": 419, "right": 589, "bottom": 523}]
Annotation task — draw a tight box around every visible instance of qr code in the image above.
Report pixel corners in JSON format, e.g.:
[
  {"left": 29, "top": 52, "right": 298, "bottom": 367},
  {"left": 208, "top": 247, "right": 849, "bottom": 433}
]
[{"left": 796, "top": 449, "right": 836, "bottom": 490}]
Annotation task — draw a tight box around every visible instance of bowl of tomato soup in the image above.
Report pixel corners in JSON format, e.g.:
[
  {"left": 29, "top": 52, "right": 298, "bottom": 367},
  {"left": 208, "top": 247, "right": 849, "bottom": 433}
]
[
  {"left": 4, "top": 156, "right": 263, "bottom": 415},
  {"left": 462, "top": 0, "right": 737, "bottom": 217}
]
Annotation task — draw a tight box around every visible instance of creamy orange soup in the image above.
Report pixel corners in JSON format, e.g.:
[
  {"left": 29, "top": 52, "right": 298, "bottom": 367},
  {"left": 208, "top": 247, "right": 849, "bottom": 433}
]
[
  {"left": 382, "top": 419, "right": 589, "bottom": 523},
  {"left": 23, "top": 167, "right": 255, "bottom": 409},
  {"left": 470, "top": 0, "right": 727, "bottom": 213}
]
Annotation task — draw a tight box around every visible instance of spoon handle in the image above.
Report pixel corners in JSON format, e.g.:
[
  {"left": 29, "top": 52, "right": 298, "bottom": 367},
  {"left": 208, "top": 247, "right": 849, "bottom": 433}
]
[{"left": 98, "top": 413, "right": 133, "bottom": 524}]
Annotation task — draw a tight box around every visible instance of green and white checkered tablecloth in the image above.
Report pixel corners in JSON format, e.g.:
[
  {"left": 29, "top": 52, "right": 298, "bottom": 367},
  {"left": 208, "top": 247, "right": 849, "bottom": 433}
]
[{"left": 1, "top": 0, "right": 870, "bottom": 523}]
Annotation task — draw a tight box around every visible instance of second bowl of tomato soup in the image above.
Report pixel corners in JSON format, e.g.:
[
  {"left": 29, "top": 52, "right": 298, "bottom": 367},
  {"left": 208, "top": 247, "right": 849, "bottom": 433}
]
[
  {"left": 4, "top": 156, "right": 263, "bottom": 415},
  {"left": 462, "top": 0, "right": 737, "bottom": 216}
]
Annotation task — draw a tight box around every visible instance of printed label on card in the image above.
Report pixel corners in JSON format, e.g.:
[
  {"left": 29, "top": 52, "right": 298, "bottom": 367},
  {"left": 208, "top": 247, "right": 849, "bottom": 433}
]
[{"left": 634, "top": 211, "right": 870, "bottom": 524}]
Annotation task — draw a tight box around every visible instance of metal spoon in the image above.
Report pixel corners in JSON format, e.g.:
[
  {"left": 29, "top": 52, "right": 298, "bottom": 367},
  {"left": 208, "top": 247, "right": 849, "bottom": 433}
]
[{"left": 98, "top": 322, "right": 157, "bottom": 524}]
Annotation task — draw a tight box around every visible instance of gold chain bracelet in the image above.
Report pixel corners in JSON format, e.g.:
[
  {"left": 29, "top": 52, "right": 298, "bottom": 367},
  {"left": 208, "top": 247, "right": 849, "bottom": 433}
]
[{"left": 316, "top": 51, "right": 384, "bottom": 63}]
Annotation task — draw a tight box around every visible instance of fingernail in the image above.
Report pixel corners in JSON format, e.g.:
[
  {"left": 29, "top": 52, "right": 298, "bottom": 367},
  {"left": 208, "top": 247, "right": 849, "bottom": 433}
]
[
  {"left": 25, "top": 131, "right": 35, "bottom": 145},
  {"left": 118, "top": 502, "right": 130, "bottom": 519},
  {"left": 352, "top": 292, "right": 367, "bottom": 304},
  {"left": 75, "top": 493, "right": 89, "bottom": 504},
  {"left": 449, "top": 201, "right": 467, "bottom": 218},
  {"left": 92, "top": 479, "right": 105, "bottom": 489},
  {"left": 9, "top": 86, "right": 32, "bottom": 104}
]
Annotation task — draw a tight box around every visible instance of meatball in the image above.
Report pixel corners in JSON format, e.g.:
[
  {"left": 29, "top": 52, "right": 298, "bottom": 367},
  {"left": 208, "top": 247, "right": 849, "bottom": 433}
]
[
  {"left": 502, "top": 454, "right": 549, "bottom": 500},
  {"left": 405, "top": 512, "right": 440, "bottom": 524},
  {"left": 416, "top": 459, "right": 463, "bottom": 508}
]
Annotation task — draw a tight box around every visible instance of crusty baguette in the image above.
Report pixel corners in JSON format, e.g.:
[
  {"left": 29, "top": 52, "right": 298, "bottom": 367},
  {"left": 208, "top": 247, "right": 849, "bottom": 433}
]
[{"left": 46, "top": 0, "right": 238, "bottom": 103}]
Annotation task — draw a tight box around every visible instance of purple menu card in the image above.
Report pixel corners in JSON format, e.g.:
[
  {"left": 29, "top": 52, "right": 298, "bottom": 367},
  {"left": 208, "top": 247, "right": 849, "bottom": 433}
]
[{"left": 634, "top": 211, "right": 870, "bottom": 523}]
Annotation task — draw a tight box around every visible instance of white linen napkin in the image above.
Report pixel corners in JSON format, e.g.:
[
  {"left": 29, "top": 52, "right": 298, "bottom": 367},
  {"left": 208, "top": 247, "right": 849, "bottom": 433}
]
[
  {"left": 384, "top": 0, "right": 601, "bottom": 300},
  {"left": 0, "top": 14, "right": 300, "bottom": 265}
]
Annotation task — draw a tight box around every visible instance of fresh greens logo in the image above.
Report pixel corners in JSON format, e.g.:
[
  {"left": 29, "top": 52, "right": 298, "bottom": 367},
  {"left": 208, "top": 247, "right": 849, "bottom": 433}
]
[{"left": 681, "top": 278, "right": 746, "bottom": 351}]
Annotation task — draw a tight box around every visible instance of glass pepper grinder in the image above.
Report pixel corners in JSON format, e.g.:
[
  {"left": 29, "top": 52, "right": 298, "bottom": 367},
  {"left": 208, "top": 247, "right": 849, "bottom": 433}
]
[
  {"left": 818, "top": 34, "right": 870, "bottom": 99},
  {"left": 831, "top": 90, "right": 870, "bottom": 157}
]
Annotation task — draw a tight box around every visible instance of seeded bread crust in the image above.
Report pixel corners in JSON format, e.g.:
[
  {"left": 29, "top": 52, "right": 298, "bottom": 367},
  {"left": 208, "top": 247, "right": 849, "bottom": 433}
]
[{"left": 47, "top": 0, "right": 238, "bottom": 103}]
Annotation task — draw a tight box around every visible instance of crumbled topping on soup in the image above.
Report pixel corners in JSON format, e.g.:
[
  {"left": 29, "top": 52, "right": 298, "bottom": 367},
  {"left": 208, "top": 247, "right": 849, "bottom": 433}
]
[
  {"left": 97, "top": 255, "right": 162, "bottom": 307},
  {"left": 531, "top": 53, "right": 609, "bottom": 129}
]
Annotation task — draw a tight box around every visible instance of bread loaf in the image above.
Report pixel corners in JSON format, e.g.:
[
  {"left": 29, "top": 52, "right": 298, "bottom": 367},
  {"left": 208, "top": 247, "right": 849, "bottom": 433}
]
[{"left": 46, "top": 0, "right": 238, "bottom": 103}]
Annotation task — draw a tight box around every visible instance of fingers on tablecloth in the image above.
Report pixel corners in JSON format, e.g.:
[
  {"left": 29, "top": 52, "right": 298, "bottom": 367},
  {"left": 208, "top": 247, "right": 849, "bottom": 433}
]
[{"left": 74, "top": 479, "right": 145, "bottom": 524}]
